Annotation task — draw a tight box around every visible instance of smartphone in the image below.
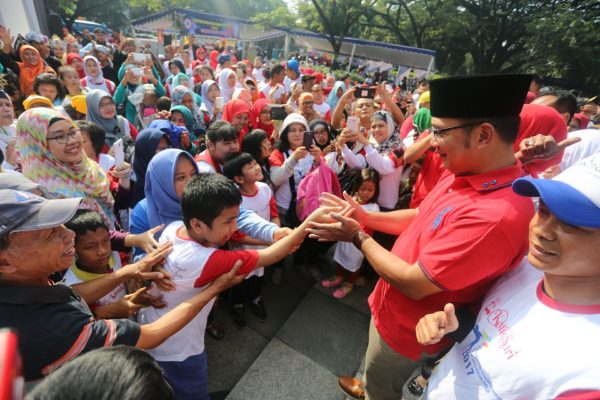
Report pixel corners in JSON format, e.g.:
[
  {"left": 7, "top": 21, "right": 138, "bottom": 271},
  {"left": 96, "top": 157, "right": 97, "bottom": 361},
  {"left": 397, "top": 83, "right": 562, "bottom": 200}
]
[
  {"left": 236, "top": 68, "right": 244, "bottom": 79},
  {"left": 215, "top": 96, "right": 224, "bottom": 109},
  {"left": 270, "top": 105, "right": 288, "bottom": 120},
  {"left": 354, "top": 86, "right": 376, "bottom": 99},
  {"left": 130, "top": 67, "right": 144, "bottom": 77},
  {"left": 385, "top": 84, "right": 393, "bottom": 92},
  {"left": 113, "top": 138, "right": 124, "bottom": 167},
  {"left": 346, "top": 116, "right": 360, "bottom": 132},
  {"left": 132, "top": 52, "right": 146, "bottom": 64},
  {"left": 303, "top": 131, "right": 314, "bottom": 149}
]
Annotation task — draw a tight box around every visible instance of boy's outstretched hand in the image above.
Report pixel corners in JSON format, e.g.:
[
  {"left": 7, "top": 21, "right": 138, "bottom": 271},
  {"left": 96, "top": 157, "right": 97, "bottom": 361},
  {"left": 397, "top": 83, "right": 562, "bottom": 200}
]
[
  {"left": 125, "top": 224, "right": 165, "bottom": 254},
  {"left": 119, "top": 241, "right": 173, "bottom": 283},
  {"left": 415, "top": 303, "right": 459, "bottom": 345}
]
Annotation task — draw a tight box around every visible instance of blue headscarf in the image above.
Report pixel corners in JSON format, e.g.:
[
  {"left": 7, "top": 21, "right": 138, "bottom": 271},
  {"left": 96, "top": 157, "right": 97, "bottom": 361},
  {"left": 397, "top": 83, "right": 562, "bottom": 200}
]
[
  {"left": 149, "top": 119, "right": 183, "bottom": 149},
  {"left": 327, "top": 81, "right": 347, "bottom": 111},
  {"left": 145, "top": 149, "right": 199, "bottom": 231},
  {"left": 133, "top": 128, "right": 168, "bottom": 204}
]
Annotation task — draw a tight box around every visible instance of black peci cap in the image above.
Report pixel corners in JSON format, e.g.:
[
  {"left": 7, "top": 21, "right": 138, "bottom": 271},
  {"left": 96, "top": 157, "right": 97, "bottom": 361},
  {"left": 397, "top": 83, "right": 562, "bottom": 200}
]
[{"left": 430, "top": 74, "right": 532, "bottom": 118}]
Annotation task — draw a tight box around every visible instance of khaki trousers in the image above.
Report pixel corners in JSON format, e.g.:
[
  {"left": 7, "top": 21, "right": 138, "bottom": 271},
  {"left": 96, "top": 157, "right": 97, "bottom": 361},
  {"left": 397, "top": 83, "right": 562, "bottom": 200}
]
[{"left": 364, "top": 318, "right": 418, "bottom": 400}]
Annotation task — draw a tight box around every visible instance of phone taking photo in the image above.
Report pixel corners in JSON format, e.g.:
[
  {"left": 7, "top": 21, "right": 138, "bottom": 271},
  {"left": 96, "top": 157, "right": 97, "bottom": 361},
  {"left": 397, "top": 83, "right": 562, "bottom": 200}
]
[
  {"left": 113, "top": 138, "right": 124, "bottom": 167},
  {"left": 346, "top": 116, "right": 360, "bottom": 132},
  {"left": 132, "top": 53, "right": 146, "bottom": 64},
  {"left": 354, "top": 86, "right": 376, "bottom": 99},
  {"left": 303, "top": 131, "right": 314, "bottom": 149},
  {"left": 270, "top": 105, "right": 288, "bottom": 120}
]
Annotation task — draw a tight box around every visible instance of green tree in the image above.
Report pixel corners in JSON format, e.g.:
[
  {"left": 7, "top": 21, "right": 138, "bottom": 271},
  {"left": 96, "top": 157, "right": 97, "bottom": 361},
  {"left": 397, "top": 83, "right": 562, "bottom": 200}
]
[
  {"left": 57, "top": 0, "right": 131, "bottom": 30},
  {"left": 295, "top": 0, "right": 375, "bottom": 61}
]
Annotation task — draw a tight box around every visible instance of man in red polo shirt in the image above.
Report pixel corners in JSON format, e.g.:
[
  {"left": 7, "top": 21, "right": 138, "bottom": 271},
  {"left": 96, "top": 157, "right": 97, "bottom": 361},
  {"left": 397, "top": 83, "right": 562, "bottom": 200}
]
[{"left": 308, "top": 74, "right": 535, "bottom": 400}]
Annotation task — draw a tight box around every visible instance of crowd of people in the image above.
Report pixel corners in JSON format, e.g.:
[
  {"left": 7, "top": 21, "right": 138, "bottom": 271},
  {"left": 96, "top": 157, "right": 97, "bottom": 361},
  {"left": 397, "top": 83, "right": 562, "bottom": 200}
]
[{"left": 0, "top": 23, "right": 599, "bottom": 400}]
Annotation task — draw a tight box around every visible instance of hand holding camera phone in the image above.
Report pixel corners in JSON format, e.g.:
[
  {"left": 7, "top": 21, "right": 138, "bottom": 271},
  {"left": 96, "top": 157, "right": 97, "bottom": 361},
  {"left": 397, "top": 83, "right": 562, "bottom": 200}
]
[
  {"left": 354, "top": 86, "right": 376, "bottom": 99},
  {"left": 270, "top": 105, "right": 288, "bottom": 120},
  {"left": 346, "top": 116, "right": 360, "bottom": 133},
  {"left": 303, "top": 131, "right": 314, "bottom": 150}
]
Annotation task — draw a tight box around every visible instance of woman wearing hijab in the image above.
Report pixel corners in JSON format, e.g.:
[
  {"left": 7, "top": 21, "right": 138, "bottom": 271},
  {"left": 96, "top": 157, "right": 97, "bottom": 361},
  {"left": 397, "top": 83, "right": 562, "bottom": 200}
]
[
  {"left": 86, "top": 89, "right": 136, "bottom": 148},
  {"left": 0, "top": 45, "right": 56, "bottom": 97},
  {"left": 327, "top": 81, "right": 347, "bottom": 112},
  {"left": 0, "top": 90, "right": 17, "bottom": 171},
  {"left": 199, "top": 79, "right": 222, "bottom": 121},
  {"left": 298, "top": 92, "right": 321, "bottom": 123},
  {"left": 16, "top": 107, "right": 116, "bottom": 226},
  {"left": 223, "top": 99, "right": 250, "bottom": 144},
  {"left": 169, "top": 105, "right": 198, "bottom": 155},
  {"left": 515, "top": 103, "right": 568, "bottom": 176},
  {"left": 115, "top": 62, "right": 166, "bottom": 125},
  {"left": 170, "top": 85, "right": 205, "bottom": 143},
  {"left": 208, "top": 50, "right": 219, "bottom": 71},
  {"left": 340, "top": 110, "right": 405, "bottom": 211},
  {"left": 309, "top": 119, "right": 335, "bottom": 155},
  {"left": 250, "top": 98, "right": 277, "bottom": 142},
  {"left": 80, "top": 55, "right": 116, "bottom": 95},
  {"left": 132, "top": 128, "right": 171, "bottom": 204},
  {"left": 130, "top": 148, "right": 198, "bottom": 259},
  {"left": 66, "top": 53, "right": 85, "bottom": 79},
  {"left": 218, "top": 68, "right": 237, "bottom": 102}
]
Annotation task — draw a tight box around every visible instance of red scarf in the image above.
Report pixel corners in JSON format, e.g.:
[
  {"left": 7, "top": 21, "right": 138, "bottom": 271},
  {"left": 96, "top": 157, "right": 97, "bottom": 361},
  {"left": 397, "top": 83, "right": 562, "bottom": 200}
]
[
  {"left": 250, "top": 98, "right": 275, "bottom": 140},
  {"left": 223, "top": 99, "right": 251, "bottom": 143}
]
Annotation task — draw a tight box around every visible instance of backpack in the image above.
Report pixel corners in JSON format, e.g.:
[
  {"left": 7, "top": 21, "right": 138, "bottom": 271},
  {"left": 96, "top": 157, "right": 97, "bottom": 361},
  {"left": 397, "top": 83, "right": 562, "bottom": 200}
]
[{"left": 296, "top": 157, "right": 342, "bottom": 221}]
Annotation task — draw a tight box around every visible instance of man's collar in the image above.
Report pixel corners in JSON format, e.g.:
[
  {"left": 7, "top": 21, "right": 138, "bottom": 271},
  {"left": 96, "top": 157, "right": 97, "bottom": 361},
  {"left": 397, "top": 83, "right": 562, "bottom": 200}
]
[{"left": 451, "top": 160, "right": 525, "bottom": 192}]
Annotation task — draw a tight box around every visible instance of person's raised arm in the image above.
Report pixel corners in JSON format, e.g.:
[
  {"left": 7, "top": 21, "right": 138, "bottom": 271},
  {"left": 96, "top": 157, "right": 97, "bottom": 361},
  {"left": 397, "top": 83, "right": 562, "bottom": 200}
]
[
  {"left": 136, "top": 261, "right": 245, "bottom": 349},
  {"left": 403, "top": 132, "right": 432, "bottom": 164},
  {"left": 376, "top": 84, "right": 405, "bottom": 126},
  {"left": 332, "top": 88, "right": 355, "bottom": 129},
  {"left": 317, "top": 192, "right": 417, "bottom": 236}
]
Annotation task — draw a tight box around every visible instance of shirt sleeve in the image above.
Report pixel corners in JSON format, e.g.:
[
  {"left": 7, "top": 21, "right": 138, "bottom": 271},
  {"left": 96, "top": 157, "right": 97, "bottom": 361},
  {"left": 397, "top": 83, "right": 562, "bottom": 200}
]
[
  {"left": 193, "top": 249, "right": 259, "bottom": 287},
  {"left": 364, "top": 144, "right": 401, "bottom": 175},
  {"left": 41, "top": 318, "right": 140, "bottom": 377},
  {"left": 341, "top": 145, "right": 367, "bottom": 169},
  {"left": 418, "top": 214, "right": 522, "bottom": 292},
  {"left": 237, "top": 206, "right": 277, "bottom": 243}
]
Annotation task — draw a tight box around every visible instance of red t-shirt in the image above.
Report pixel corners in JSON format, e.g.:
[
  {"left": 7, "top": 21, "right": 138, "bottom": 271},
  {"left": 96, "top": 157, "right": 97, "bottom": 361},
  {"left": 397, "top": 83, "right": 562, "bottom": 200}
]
[{"left": 369, "top": 162, "right": 534, "bottom": 360}]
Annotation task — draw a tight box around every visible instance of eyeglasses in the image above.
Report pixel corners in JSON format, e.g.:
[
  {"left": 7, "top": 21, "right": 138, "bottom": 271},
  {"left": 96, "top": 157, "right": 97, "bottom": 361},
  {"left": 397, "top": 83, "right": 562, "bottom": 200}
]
[
  {"left": 430, "top": 121, "right": 486, "bottom": 140},
  {"left": 47, "top": 129, "right": 81, "bottom": 145},
  {"left": 99, "top": 101, "right": 115, "bottom": 108}
]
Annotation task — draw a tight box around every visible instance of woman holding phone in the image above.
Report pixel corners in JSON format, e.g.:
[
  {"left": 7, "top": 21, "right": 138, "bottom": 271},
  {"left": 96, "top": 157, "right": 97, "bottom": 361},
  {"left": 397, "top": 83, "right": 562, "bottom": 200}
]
[{"left": 268, "top": 113, "right": 324, "bottom": 279}]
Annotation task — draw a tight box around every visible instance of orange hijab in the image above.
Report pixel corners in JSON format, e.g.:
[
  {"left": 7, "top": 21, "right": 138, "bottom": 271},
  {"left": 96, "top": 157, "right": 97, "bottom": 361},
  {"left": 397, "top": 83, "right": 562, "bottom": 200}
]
[{"left": 17, "top": 45, "right": 55, "bottom": 97}]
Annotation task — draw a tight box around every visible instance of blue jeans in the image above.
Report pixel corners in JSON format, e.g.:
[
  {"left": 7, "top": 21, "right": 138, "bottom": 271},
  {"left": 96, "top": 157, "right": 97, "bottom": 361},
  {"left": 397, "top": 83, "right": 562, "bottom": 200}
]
[{"left": 158, "top": 352, "right": 209, "bottom": 400}]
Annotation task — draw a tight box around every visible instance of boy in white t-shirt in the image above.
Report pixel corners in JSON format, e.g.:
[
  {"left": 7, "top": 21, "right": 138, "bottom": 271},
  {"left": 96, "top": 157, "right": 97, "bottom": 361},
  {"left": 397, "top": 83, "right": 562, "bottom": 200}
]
[
  {"left": 224, "top": 152, "right": 280, "bottom": 327},
  {"left": 137, "top": 173, "right": 328, "bottom": 400}
]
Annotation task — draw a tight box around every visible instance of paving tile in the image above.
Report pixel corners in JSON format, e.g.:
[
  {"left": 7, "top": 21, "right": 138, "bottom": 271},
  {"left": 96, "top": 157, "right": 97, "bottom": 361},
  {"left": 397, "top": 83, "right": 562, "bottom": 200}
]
[
  {"left": 206, "top": 306, "right": 270, "bottom": 394},
  {"left": 227, "top": 339, "right": 346, "bottom": 400},
  {"left": 276, "top": 289, "right": 370, "bottom": 377}
]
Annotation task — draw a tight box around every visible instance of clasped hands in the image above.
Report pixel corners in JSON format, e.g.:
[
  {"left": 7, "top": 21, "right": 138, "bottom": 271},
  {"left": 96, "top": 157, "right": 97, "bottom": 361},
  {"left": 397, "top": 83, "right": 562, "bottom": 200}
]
[{"left": 305, "top": 192, "right": 366, "bottom": 242}]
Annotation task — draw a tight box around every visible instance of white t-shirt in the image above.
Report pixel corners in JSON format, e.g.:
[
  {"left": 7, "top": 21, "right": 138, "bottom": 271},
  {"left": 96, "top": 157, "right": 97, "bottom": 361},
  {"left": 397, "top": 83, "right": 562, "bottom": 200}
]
[
  {"left": 260, "top": 82, "right": 286, "bottom": 103},
  {"left": 313, "top": 101, "right": 331, "bottom": 119},
  {"left": 137, "top": 221, "right": 259, "bottom": 362},
  {"left": 333, "top": 202, "right": 379, "bottom": 272},
  {"left": 284, "top": 74, "right": 303, "bottom": 94},
  {"left": 230, "top": 182, "right": 277, "bottom": 278},
  {"left": 426, "top": 258, "right": 600, "bottom": 400},
  {"left": 252, "top": 67, "right": 264, "bottom": 83}
]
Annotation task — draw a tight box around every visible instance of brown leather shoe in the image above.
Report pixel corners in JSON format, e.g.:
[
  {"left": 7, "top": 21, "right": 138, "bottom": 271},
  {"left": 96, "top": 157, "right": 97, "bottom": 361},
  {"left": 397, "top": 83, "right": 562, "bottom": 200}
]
[{"left": 337, "top": 376, "right": 365, "bottom": 400}]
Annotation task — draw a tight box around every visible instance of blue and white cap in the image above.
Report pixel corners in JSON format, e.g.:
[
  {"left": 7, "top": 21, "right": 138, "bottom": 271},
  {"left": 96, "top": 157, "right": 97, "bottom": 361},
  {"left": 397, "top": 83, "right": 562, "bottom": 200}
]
[
  {"left": 0, "top": 190, "right": 81, "bottom": 238},
  {"left": 512, "top": 153, "right": 600, "bottom": 228}
]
